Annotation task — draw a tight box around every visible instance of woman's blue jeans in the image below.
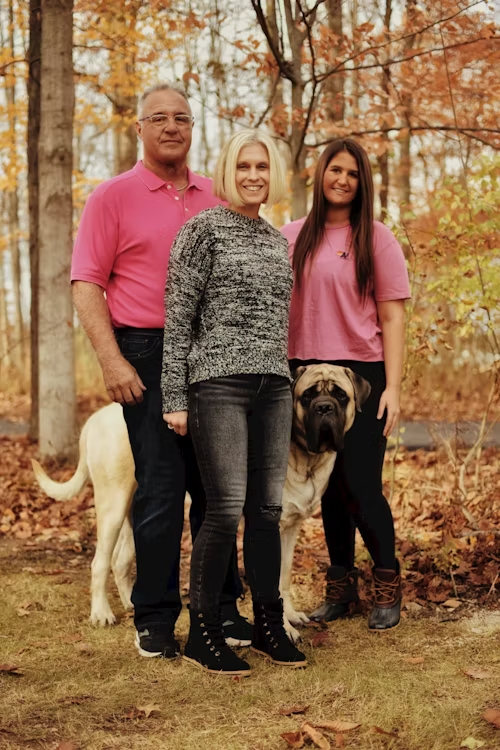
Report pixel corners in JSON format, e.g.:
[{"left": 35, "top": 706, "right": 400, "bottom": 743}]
[{"left": 188, "top": 374, "right": 293, "bottom": 611}]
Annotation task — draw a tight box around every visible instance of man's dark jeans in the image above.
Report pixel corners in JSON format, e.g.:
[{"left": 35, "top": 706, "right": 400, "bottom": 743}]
[
  {"left": 115, "top": 328, "right": 242, "bottom": 629},
  {"left": 188, "top": 374, "right": 292, "bottom": 611}
]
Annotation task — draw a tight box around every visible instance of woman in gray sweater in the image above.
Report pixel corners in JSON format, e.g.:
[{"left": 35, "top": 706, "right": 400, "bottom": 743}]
[{"left": 161, "top": 130, "right": 306, "bottom": 676}]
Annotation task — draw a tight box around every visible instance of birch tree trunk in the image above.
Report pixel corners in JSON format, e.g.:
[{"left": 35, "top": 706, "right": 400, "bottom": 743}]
[
  {"left": 38, "top": 0, "right": 76, "bottom": 459},
  {"left": 1, "top": 0, "right": 25, "bottom": 377},
  {"left": 28, "top": 0, "right": 41, "bottom": 440}
]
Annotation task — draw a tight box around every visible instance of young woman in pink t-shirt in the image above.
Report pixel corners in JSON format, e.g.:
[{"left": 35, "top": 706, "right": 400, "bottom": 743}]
[{"left": 282, "top": 138, "right": 410, "bottom": 631}]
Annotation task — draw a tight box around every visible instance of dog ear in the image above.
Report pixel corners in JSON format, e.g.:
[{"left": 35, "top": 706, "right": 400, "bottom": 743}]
[
  {"left": 344, "top": 368, "right": 371, "bottom": 411},
  {"left": 291, "top": 365, "right": 307, "bottom": 392}
]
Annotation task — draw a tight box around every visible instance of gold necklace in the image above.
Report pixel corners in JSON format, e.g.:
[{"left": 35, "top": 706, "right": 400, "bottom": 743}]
[{"left": 176, "top": 181, "right": 189, "bottom": 191}]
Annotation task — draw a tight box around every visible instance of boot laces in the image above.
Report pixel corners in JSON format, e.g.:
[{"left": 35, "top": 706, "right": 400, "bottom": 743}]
[
  {"left": 260, "top": 607, "right": 284, "bottom": 648},
  {"left": 198, "top": 613, "right": 226, "bottom": 656},
  {"left": 325, "top": 573, "right": 350, "bottom": 602},
  {"left": 373, "top": 575, "right": 401, "bottom": 606}
]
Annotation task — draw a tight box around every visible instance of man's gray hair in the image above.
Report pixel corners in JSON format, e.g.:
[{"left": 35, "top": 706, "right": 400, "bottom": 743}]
[{"left": 138, "top": 82, "right": 190, "bottom": 117}]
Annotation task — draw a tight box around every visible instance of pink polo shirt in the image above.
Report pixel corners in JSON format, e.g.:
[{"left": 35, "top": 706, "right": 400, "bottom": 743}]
[
  {"left": 281, "top": 219, "right": 410, "bottom": 362},
  {"left": 71, "top": 161, "right": 221, "bottom": 329}
]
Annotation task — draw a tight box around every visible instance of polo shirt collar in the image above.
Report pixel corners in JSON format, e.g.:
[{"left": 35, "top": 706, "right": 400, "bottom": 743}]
[{"left": 134, "top": 161, "right": 204, "bottom": 192}]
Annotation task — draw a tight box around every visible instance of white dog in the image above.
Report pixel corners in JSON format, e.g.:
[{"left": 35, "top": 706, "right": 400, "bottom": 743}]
[{"left": 32, "top": 365, "right": 369, "bottom": 639}]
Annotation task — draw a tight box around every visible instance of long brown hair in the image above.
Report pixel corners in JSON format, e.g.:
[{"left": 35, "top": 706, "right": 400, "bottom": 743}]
[{"left": 292, "top": 138, "right": 374, "bottom": 299}]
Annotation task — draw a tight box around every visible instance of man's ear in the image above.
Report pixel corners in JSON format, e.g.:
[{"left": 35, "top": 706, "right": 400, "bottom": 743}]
[{"left": 344, "top": 367, "right": 371, "bottom": 411}]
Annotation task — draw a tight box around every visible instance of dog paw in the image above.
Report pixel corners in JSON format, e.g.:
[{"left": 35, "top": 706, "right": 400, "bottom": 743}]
[
  {"left": 89, "top": 609, "right": 117, "bottom": 627},
  {"left": 286, "top": 609, "right": 310, "bottom": 627},
  {"left": 284, "top": 621, "right": 302, "bottom": 643}
]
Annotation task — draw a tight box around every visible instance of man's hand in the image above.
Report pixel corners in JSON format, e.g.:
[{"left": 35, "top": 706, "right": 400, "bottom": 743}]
[
  {"left": 102, "top": 355, "right": 146, "bottom": 405},
  {"left": 163, "top": 411, "right": 188, "bottom": 436}
]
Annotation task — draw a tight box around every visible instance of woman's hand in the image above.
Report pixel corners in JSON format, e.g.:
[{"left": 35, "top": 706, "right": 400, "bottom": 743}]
[
  {"left": 163, "top": 410, "right": 188, "bottom": 436},
  {"left": 377, "top": 385, "right": 400, "bottom": 437}
]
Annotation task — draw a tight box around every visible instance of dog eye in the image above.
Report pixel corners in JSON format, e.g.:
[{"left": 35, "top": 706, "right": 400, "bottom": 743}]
[{"left": 334, "top": 388, "right": 348, "bottom": 403}]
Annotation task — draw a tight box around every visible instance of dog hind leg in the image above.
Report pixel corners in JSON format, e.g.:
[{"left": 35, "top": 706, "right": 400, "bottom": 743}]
[
  {"left": 90, "top": 485, "right": 129, "bottom": 626},
  {"left": 111, "top": 514, "right": 134, "bottom": 611}
]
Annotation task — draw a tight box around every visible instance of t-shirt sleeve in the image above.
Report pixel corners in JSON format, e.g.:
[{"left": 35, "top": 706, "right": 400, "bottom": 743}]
[
  {"left": 71, "top": 186, "right": 119, "bottom": 288},
  {"left": 161, "top": 214, "right": 214, "bottom": 413},
  {"left": 373, "top": 223, "right": 411, "bottom": 301}
]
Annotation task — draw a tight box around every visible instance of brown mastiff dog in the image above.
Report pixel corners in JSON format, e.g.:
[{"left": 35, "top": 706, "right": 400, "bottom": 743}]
[{"left": 280, "top": 364, "right": 371, "bottom": 641}]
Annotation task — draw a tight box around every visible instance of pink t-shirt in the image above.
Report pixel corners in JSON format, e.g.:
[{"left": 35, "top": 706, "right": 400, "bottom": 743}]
[
  {"left": 282, "top": 219, "right": 410, "bottom": 362},
  {"left": 71, "top": 161, "right": 222, "bottom": 329}
]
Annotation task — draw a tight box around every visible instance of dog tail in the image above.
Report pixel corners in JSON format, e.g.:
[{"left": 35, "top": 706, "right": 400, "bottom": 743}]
[{"left": 31, "top": 418, "right": 91, "bottom": 501}]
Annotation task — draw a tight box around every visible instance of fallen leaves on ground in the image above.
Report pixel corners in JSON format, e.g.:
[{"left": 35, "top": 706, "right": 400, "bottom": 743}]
[
  {"left": 1, "top": 420, "right": 499, "bottom": 608},
  {"left": 279, "top": 705, "right": 309, "bottom": 716},
  {"left": 463, "top": 667, "right": 492, "bottom": 680},
  {"left": 0, "top": 664, "right": 23, "bottom": 675},
  {"left": 122, "top": 704, "right": 161, "bottom": 721},
  {"left": 310, "top": 631, "right": 330, "bottom": 648},
  {"left": 58, "top": 695, "right": 96, "bottom": 706},
  {"left": 281, "top": 731, "right": 304, "bottom": 748},
  {"left": 371, "top": 726, "right": 398, "bottom": 737},
  {"left": 301, "top": 722, "right": 331, "bottom": 749},
  {"left": 460, "top": 738, "right": 485, "bottom": 749},
  {"left": 137, "top": 704, "right": 161, "bottom": 718},
  {"left": 313, "top": 720, "right": 361, "bottom": 733},
  {"left": 482, "top": 708, "right": 500, "bottom": 728}
]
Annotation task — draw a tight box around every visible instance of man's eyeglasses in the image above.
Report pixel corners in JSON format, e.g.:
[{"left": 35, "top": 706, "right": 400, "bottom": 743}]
[{"left": 138, "top": 114, "right": 194, "bottom": 127}]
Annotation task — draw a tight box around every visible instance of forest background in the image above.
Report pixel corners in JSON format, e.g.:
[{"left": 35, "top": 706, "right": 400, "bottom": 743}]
[
  {"left": 0, "top": 2, "right": 499, "bottom": 748},
  {"left": 0, "top": 0, "right": 498, "bottom": 583}
]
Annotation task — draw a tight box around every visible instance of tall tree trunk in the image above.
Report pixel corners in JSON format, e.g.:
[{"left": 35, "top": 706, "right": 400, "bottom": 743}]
[
  {"left": 283, "top": 0, "right": 307, "bottom": 219},
  {"left": 112, "top": 88, "right": 137, "bottom": 175},
  {"left": 28, "top": 0, "right": 41, "bottom": 440},
  {"left": 399, "top": 0, "right": 417, "bottom": 211},
  {"left": 0, "top": 196, "right": 12, "bottom": 376},
  {"left": 377, "top": 0, "right": 392, "bottom": 219},
  {"left": 109, "top": 8, "right": 138, "bottom": 175},
  {"left": 323, "top": 0, "right": 344, "bottom": 124},
  {"left": 4, "top": 0, "right": 25, "bottom": 377},
  {"left": 38, "top": 0, "right": 76, "bottom": 459}
]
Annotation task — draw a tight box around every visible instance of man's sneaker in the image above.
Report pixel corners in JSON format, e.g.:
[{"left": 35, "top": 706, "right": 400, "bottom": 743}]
[
  {"left": 221, "top": 602, "right": 253, "bottom": 647},
  {"left": 135, "top": 626, "right": 180, "bottom": 659}
]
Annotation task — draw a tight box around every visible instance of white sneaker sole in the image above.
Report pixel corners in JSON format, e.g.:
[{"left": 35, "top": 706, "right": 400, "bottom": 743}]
[
  {"left": 134, "top": 631, "right": 180, "bottom": 658},
  {"left": 225, "top": 637, "right": 252, "bottom": 648}
]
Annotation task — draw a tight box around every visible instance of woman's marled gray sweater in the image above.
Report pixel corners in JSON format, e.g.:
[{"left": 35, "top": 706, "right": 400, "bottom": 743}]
[{"left": 161, "top": 206, "right": 293, "bottom": 413}]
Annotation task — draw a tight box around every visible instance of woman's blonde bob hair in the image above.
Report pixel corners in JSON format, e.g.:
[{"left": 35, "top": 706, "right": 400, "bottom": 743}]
[{"left": 213, "top": 129, "right": 287, "bottom": 208}]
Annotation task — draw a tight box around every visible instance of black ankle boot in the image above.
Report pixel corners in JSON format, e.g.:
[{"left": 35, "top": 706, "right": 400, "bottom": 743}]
[
  {"left": 368, "top": 564, "right": 402, "bottom": 631},
  {"left": 251, "top": 599, "right": 307, "bottom": 667},
  {"left": 309, "top": 566, "right": 359, "bottom": 622},
  {"left": 184, "top": 608, "right": 252, "bottom": 675}
]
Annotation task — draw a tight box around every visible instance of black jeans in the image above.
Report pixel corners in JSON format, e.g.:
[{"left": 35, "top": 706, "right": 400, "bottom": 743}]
[
  {"left": 290, "top": 359, "right": 396, "bottom": 570},
  {"left": 188, "top": 374, "right": 292, "bottom": 611},
  {"left": 115, "top": 328, "right": 243, "bottom": 629}
]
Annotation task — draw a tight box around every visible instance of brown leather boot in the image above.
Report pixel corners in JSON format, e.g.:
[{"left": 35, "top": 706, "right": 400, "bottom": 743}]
[
  {"left": 368, "top": 564, "right": 402, "bottom": 631},
  {"left": 309, "top": 566, "right": 359, "bottom": 623}
]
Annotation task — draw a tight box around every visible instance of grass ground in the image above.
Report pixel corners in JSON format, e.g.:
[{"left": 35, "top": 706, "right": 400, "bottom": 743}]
[{"left": 1, "top": 541, "right": 499, "bottom": 750}]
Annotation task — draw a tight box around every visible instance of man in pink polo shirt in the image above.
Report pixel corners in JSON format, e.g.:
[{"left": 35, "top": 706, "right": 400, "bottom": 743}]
[{"left": 71, "top": 83, "right": 249, "bottom": 659}]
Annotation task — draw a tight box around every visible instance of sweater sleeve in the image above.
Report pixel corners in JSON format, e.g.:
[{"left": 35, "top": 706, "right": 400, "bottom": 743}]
[{"left": 161, "top": 213, "right": 214, "bottom": 413}]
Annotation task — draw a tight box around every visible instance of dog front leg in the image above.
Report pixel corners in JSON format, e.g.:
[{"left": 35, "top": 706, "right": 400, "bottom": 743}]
[{"left": 280, "top": 521, "right": 309, "bottom": 641}]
